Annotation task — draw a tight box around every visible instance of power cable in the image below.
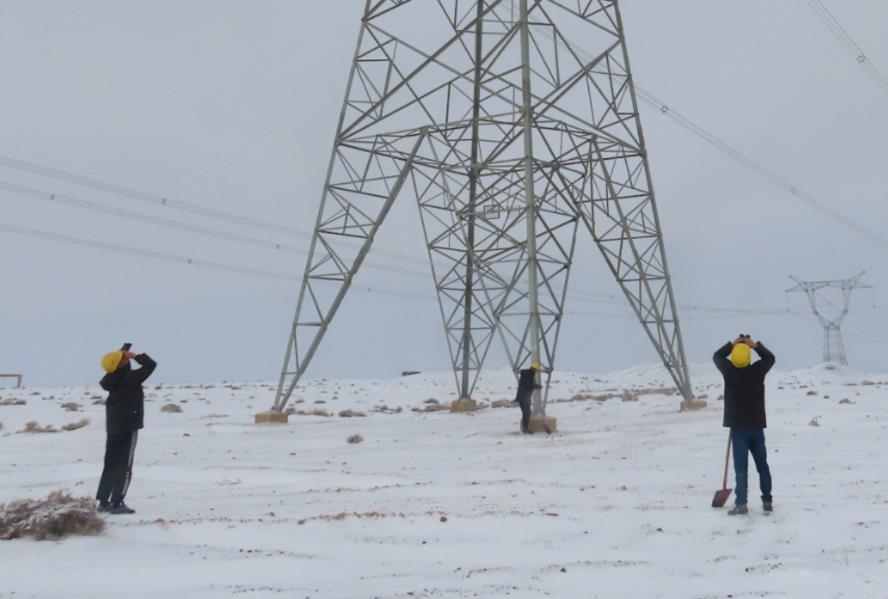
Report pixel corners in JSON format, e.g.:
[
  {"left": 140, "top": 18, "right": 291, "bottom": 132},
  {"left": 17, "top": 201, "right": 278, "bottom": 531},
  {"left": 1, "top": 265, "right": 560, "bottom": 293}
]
[
  {"left": 0, "top": 171, "right": 797, "bottom": 318},
  {"left": 0, "top": 222, "right": 433, "bottom": 302},
  {"left": 806, "top": 0, "right": 888, "bottom": 98},
  {"left": 0, "top": 179, "right": 432, "bottom": 280},
  {"left": 0, "top": 153, "right": 431, "bottom": 268},
  {"left": 514, "top": 9, "right": 888, "bottom": 250},
  {"left": 634, "top": 88, "right": 888, "bottom": 249}
]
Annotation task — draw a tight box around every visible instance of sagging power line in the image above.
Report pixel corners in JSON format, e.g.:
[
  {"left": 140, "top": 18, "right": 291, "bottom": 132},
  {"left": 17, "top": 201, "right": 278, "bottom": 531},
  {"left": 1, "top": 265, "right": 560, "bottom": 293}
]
[{"left": 806, "top": 0, "right": 888, "bottom": 98}]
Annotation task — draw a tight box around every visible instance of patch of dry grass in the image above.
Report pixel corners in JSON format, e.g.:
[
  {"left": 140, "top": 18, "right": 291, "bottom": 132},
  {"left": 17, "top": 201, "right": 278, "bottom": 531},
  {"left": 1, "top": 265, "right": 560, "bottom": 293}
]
[
  {"left": 338, "top": 409, "right": 367, "bottom": 418},
  {"left": 161, "top": 403, "right": 183, "bottom": 413},
  {"left": 19, "top": 418, "right": 90, "bottom": 433},
  {"left": 20, "top": 421, "right": 58, "bottom": 433},
  {"left": 347, "top": 434, "right": 364, "bottom": 444},
  {"left": 0, "top": 491, "right": 105, "bottom": 541},
  {"left": 62, "top": 419, "right": 90, "bottom": 432}
]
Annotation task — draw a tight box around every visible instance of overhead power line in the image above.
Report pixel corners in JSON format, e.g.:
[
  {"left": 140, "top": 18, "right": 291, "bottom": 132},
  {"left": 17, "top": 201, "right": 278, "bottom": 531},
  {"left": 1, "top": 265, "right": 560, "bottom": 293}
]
[
  {"left": 0, "top": 153, "right": 430, "bottom": 268},
  {"left": 0, "top": 179, "right": 432, "bottom": 280},
  {"left": 806, "top": 0, "right": 888, "bottom": 98},
  {"left": 0, "top": 221, "right": 434, "bottom": 302},
  {"left": 518, "top": 11, "right": 888, "bottom": 251},
  {"left": 633, "top": 88, "right": 888, "bottom": 249},
  {"left": 0, "top": 175, "right": 812, "bottom": 319},
  {"left": 0, "top": 221, "right": 294, "bottom": 281}
]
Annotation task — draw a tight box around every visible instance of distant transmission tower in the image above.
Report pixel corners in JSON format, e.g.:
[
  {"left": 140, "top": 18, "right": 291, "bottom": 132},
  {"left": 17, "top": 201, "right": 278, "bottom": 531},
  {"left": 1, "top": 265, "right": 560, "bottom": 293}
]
[
  {"left": 787, "top": 272, "right": 870, "bottom": 365},
  {"left": 267, "top": 0, "right": 701, "bottom": 427}
]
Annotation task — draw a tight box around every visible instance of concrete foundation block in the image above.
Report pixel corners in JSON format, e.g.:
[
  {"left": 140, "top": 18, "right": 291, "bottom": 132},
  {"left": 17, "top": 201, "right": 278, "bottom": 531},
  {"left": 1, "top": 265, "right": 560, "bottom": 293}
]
[
  {"left": 255, "top": 410, "right": 289, "bottom": 424},
  {"left": 680, "top": 399, "right": 708, "bottom": 412},
  {"left": 450, "top": 397, "right": 480, "bottom": 413},
  {"left": 525, "top": 416, "right": 557, "bottom": 433}
]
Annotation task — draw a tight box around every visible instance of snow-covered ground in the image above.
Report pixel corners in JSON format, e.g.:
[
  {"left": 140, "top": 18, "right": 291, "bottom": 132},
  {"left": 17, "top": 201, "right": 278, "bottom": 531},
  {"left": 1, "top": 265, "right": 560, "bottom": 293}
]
[{"left": 1, "top": 363, "right": 886, "bottom": 598}]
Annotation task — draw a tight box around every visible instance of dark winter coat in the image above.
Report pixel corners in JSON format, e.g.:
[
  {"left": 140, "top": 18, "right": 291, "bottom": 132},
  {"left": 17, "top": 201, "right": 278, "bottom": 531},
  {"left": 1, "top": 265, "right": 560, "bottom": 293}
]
[
  {"left": 100, "top": 354, "right": 157, "bottom": 434},
  {"left": 713, "top": 342, "right": 775, "bottom": 429},
  {"left": 515, "top": 368, "right": 537, "bottom": 406}
]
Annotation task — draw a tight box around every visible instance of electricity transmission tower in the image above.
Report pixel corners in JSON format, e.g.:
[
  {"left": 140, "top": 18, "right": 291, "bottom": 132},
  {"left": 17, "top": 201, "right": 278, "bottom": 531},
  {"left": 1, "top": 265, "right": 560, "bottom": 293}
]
[
  {"left": 268, "top": 0, "right": 701, "bottom": 426},
  {"left": 787, "top": 272, "right": 870, "bottom": 366}
]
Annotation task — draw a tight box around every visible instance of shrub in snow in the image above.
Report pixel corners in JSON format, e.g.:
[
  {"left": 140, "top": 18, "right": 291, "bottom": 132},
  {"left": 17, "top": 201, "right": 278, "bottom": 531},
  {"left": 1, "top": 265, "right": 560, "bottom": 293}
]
[
  {"left": 0, "top": 491, "right": 104, "bottom": 541},
  {"left": 20, "top": 421, "right": 57, "bottom": 433},
  {"left": 161, "top": 403, "right": 183, "bottom": 413},
  {"left": 347, "top": 434, "right": 364, "bottom": 444},
  {"left": 338, "top": 409, "right": 367, "bottom": 418},
  {"left": 0, "top": 398, "right": 26, "bottom": 406},
  {"left": 61, "top": 419, "right": 90, "bottom": 432},
  {"left": 293, "top": 409, "right": 332, "bottom": 417},
  {"left": 412, "top": 403, "right": 449, "bottom": 413}
]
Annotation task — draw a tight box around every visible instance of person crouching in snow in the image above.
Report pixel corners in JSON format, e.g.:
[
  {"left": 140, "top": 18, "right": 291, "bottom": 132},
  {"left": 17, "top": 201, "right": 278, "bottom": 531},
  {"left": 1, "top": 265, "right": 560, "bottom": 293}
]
[
  {"left": 713, "top": 334, "right": 775, "bottom": 515},
  {"left": 96, "top": 344, "right": 156, "bottom": 515},
  {"left": 515, "top": 362, "right": 541, "bottom": 433}
]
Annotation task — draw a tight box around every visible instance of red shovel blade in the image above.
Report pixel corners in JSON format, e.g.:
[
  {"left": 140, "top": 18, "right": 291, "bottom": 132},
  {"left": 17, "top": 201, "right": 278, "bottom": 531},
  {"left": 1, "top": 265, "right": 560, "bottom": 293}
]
[{"left": 712, "top": 488, "right": 733, "bottom": 508}]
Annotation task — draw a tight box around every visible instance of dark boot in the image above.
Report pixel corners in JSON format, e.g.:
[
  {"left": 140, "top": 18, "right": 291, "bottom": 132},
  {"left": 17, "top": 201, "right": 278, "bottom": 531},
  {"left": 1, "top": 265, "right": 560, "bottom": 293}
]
[
  {"left": 763, "top": 502, "right": 773, "bottom": 513},
  {"left": 727, "top": 504, "right": 748, "bottom": 516},
  {"left": 108, "top": 503, "right": 136, "bottom": 515}
]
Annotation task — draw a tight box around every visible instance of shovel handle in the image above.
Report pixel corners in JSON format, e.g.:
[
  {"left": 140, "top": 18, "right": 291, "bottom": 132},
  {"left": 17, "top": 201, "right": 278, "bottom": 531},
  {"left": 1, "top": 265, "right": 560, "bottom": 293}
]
[{"left": 722, "top": 432, "right": 732, "bottom": 490}]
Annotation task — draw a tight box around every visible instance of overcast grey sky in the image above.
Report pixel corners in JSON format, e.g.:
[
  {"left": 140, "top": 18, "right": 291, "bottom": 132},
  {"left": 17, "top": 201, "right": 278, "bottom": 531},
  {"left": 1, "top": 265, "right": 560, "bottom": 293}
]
[{"left": 1, "top": 1, "right": 887, "bottom": 391}]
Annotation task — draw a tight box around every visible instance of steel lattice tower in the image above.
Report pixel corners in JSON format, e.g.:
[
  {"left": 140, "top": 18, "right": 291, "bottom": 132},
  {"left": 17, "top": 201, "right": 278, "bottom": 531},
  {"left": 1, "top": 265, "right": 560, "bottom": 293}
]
[
  {"left": 787, "top": 272, "right": 870, "bottom": 366},
  {"left": 271, "top": 0, "right": 700, "bottom": 423}
]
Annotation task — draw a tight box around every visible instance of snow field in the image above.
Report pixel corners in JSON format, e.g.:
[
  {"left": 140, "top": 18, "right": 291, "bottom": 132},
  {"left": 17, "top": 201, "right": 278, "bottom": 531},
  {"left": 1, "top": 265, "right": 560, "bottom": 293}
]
[{"left": 0, "top": 364, "right": 886, "bottom": 598}]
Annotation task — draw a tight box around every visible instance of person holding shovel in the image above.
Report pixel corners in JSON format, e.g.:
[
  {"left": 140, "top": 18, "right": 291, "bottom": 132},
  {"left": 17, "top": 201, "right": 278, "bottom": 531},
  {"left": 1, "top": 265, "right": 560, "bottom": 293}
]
[{"left": 713, "top": 334, "right": 776, "bottom": 515}]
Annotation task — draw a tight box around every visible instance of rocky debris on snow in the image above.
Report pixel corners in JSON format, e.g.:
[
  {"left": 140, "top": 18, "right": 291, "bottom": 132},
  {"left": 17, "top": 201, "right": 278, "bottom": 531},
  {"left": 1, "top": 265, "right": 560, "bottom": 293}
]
[
  {"left": 292, "top": 409, "right": 332, "bottom": 417},
  {"left": 806, "top": 390, "right": 818, "bottom": 396},
  {"left": 296, "top": 510, "right": 418, "bottom": 525},
  {"left": 338, "top": 409, "right": 367, "bottom": 418},
  {"left": 0, "top": 491, "right": 104, "bottom": 541},
  {"left": 161, "top": 403, "right": 183, "bottom": 413},
  {"left": 412, "top": 401, "right": 450, "bottom": 413},
  {"left": 0, "top": 398, "right": 26, "bottom": 406},
  {"left": 371, "top": 404, "right": 403, "bottom": 414},
  {"left": 60, "top": 402, "right": 81, "bottom": 412},
  {"left": 839, "top": 399, "right": 854, "bottom": 405},
  {"left": 401, "top": 371, "right": 421, "bottom": 377},
  {"left": 621, "top": 390, "right": 639, "bottom": 402},
  {"left": 809, "top": 417, "right": 820, "bottom": 427},
  {"left": 490, "top": 399, "right": 515, "bottom": 409},
  {"left": 347, "top": 434, "right": 364, "bottom": 444},
  {"left": 92, "top": 398, "right": 106, "bottom": 405}
]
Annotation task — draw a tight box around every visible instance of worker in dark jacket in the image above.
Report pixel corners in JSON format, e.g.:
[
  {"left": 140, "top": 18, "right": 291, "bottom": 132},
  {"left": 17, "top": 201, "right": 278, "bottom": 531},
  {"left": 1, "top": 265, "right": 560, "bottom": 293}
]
[
  {"left": 96, "top": 345, "right": 156, "bottom": 515},
  {"left": 713, "top": 335, "right": 775, "bottom": 515},
  {"left": 515, "top": 362, "right": 541, "bottom": 433}
]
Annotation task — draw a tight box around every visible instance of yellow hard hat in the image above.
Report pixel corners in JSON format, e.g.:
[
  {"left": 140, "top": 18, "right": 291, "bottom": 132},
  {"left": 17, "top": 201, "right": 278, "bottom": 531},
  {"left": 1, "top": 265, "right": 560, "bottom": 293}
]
[
  {"left": 101, "top": 351, "right": 124, "bottom": 373},
  {"left": 730, "top": 344, "right": 752, "bottom": 368},
  {"left": 531, "top": 362, "right": 541, "bottom": 370}
]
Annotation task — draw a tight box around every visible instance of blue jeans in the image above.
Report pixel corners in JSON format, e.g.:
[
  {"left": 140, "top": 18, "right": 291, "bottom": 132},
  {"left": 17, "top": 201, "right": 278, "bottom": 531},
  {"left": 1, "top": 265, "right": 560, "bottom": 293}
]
[{"left": 731, "top": 428, "right": 772, "bottom": 505}]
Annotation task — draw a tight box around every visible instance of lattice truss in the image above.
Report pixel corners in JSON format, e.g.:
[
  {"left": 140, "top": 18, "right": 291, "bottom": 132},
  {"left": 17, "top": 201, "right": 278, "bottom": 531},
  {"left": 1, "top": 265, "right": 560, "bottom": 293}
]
[
  {"left": 787, "top": 272, "right": 869, "bottom": 366},
  {"left": 273, "top": 0, "right": 693, "bottom": 411}
]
